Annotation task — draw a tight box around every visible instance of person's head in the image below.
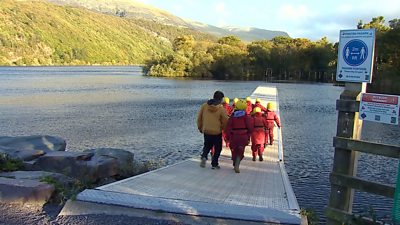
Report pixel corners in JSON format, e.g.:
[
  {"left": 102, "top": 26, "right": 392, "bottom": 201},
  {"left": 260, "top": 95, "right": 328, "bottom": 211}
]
[
  {"left": 213, "top": 91, "right": 224, "bottom": 103},
  {"left": 267, "top": 102, "right": 275, "bottom": 110},
  {"left": 246, "top": 97, "right": 251, "bottom": 102},
  {"left": 253, "top": 107, "right": 262, "bottom": 114},
  {"left": 223, "top": 97, "right": 230, "bottom": 104},
  {"left": 233, "top": 98, "right": 239, "bottom": 104},
  {"left": 256, "top": 98, "right": 261, "bottom": 103},
  {"left": 235, "top": 99, "right": 247, "bottom": 110}
]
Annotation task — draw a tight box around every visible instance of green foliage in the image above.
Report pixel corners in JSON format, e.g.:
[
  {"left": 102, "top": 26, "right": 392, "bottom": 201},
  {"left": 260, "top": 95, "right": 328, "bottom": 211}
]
[
  {"left": 0, "top": 0, "right": 196, "bottom": 65},
  {"left": 300, "top": 208, "right": 319, "bottom": 225},
  {"left": 40, "top": 176, "right": 95, "bottom": 204},
  {"left": 359, "top": 17, "right": 400, "bottom": 94},
  {"left": 0, "top": 153, "right": 24, "bottom": 172}
]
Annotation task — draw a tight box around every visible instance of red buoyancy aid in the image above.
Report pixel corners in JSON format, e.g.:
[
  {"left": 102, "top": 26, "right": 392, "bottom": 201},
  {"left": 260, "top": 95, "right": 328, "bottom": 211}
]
[
  {"left": 222, "top": 103, "right": 233, "bottom": 116},
  {"left": 245, "top": 101, "right": 253, "bottom": 115},
  {"left": 252, "top": 114, "right": 267, "bottom": 130},
  {"left": 265, "top": 110, "right": 281, "bottom": 129},
  {"left": 230, "top": 116, "right": 248, "bottom": 135}
]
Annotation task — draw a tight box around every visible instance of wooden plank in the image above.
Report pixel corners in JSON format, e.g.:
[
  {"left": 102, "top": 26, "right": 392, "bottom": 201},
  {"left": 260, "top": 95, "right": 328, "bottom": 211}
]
[
  {"left": 336, "top": 99, "right": 360, "bottom": 112},
  {"left": 333, "top": 137, "right": 400, "bottom": 158},
  {"left": 326, "top": 207, "right": 384, "bottom": 225},
  {"left": 330, "top": 173, "right": 395, "bottom": 198},
  {"left": 328, "top": 83, "right": 366, "bottom": 225}
]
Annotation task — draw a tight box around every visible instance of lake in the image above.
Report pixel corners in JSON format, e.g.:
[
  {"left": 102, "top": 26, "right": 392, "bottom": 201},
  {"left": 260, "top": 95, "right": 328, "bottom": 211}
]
[{"left": 0, "top": 66, "right": 398, "bottom": 223}]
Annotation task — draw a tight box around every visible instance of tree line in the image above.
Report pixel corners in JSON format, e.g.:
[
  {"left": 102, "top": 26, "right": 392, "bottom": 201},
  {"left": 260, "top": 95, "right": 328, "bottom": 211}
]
[{"left": 144, "top": 17, "right": 400, "bottom": 94}]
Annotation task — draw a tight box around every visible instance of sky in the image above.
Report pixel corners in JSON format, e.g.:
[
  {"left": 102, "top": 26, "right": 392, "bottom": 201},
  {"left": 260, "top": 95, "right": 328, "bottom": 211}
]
[{"left": 137, "top": 0, "right": 400, "bottom": 42}]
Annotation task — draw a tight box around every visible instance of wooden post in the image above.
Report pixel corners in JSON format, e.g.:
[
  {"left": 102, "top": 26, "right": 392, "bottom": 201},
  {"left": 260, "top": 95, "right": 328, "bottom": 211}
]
[{"left": 327, "top": 82, "right": 366, "bottom": 224}]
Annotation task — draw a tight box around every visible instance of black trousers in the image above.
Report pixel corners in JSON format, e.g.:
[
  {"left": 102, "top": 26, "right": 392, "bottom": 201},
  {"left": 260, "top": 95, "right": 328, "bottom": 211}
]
[{"left": 201, "top": 133, "right": 222, "bottom": 167}]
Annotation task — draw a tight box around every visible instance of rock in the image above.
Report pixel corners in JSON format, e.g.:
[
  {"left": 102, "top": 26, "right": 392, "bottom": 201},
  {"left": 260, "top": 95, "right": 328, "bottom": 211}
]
[
  {"left": 30, "top": 151, "right": 94, "bottom": 180},
  {"left": 0, "top": 171, "right": 75, "bottom": 187},
  {"left": 0, "top": 135, "right": 66, "bottom": 152},
  {"left": 86, "top": 155, "right": 119, "bottom": 180},
  {"left": 0, "top": 146, "right": 45, "bottom": 161},
  {"left": 0, "top": 177, "right": 54, "bottom": 205},
  {"left": 85, "top": 148, "right": 134, "bottom": 177}
]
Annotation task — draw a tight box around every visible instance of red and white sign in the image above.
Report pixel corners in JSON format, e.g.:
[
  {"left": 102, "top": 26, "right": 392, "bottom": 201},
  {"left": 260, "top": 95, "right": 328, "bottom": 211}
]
[{"left": 359, "top": 93, "right": 399, "bottom": 125}]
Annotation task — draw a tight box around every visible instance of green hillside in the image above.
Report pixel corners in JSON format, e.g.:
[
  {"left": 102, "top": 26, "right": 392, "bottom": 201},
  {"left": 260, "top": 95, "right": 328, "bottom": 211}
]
[{"left": 0, "top": 0, "right": 211, "bottom": 66}]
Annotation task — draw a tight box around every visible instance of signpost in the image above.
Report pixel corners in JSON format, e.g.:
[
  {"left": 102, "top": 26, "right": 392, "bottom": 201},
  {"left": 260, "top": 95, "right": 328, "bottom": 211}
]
[
  {"left": 359, "top": 93, "right": 400, "bottom": 125},
  {"left": 336, "top": 29, "right": 376, "bottom": 83}
]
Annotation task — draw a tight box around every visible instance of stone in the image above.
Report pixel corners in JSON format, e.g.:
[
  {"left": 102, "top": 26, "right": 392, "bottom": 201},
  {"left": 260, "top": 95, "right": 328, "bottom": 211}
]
[
  {"left": 0, "top": 135, "right": 66, "bottom": 152},
  {"left": 0, "top": 177, "right": 54, "bottom": 205},
  {"left": 0, "top": 146, "right": 45, "bottom": 161},
  {"left": 30, "top": 151, "right": 96, "bottom": 180},
  {"left": 85, "top": 148, "right": 134, "bottom": 177}
]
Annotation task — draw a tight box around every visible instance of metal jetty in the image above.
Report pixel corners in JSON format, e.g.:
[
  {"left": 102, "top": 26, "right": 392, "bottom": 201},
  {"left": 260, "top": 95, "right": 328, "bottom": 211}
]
[{"left": 61, "top": 86, "right": 302, "bottom": 224}]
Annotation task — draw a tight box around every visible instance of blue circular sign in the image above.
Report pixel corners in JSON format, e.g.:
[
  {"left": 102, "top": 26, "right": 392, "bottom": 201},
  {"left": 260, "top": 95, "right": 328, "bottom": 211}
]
[{"left": 343, "top": 39, "right": 368, "bottom": 66}]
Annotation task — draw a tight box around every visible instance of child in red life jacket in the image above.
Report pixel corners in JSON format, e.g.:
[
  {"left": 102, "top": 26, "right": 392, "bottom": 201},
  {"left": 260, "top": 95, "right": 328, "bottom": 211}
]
[
  {"left": 253, "top": 98, "right": 267, "bottom": 113},
  {"left": 250, "top": 107, "right": 268, "bottom": 161},
  {"left": 225, "top": 99, "right": 252, "bottom": 173},
  {"left": 265, "top": 102, "right": 281, "bottom": 145},
  {"left": 222, "top": 97, "right": 233, "bottom": 116},
  {"left": 245, "top": 97, "right": 253, "bottom": 115},
  {"left": 232, "top": 98, "right": 239, "bottom": 110},
  {"left": 221, "top": 97, "right": 233, "bottom": 148}
]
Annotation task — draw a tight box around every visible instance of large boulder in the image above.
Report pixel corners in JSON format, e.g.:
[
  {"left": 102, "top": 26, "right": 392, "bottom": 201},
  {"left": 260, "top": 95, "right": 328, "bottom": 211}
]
[
  {"left": 30, "top": 151, "right": 95, "bottom": 180},
  {"left": 85, "top": 148, "right": 134, "bottom": 178},
  {"left": 29, "top": 151, "right": 119, "bottom": 182},
  {"left": 0, "top": 135, "right": 66, "bottom": 152},
  {"left": 0, "top": 177, "right": 54, "bottom": 205}
]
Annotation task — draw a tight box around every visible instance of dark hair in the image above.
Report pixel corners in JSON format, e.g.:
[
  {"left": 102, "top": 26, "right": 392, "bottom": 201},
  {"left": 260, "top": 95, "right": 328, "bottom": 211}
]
[{"left": 213, "top": 91, "right": 224, "bottom": 101}]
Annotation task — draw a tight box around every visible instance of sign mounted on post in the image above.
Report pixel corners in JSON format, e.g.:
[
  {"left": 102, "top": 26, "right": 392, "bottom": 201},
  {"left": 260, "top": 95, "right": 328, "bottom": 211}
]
[
  {"left": 359, "top": 93, "right": 400, "bottom": 125},
  {"left": 336, "top": 29, "right": 376, "bottom": 83}
]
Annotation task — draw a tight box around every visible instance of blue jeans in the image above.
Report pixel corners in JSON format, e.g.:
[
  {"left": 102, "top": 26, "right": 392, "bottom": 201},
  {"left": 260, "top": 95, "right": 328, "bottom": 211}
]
[{"left": 201, "top": 133, "right": 222, "bottom": 167}]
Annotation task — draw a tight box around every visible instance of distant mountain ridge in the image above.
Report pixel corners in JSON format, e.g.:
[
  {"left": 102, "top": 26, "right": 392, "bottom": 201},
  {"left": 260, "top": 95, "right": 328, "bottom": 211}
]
[{"left": 46, "top": 0, "right": 290, "bottom": 41}]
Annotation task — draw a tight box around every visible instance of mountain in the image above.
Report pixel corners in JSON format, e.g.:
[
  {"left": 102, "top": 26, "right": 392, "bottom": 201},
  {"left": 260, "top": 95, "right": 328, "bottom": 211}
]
[
  {"left": 47, "top": 0, "right": 189, "bottom": 26},
  {"left": 0, "top": 0, "right": 214, "bottom": 66},
  {"left": 46, "top": 0, "right": 289, "bottom": 42},
  {"left": 185, "top": 20, "right": 290, "bottom": 42}
]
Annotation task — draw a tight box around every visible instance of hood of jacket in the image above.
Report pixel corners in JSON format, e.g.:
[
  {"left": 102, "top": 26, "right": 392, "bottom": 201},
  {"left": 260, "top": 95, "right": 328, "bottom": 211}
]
[
  {"left": 232, "top": 110, "right": 246, "bottom": 117},
  {"left": 206, "top": 99, "right": 221, "bottom": 112}
]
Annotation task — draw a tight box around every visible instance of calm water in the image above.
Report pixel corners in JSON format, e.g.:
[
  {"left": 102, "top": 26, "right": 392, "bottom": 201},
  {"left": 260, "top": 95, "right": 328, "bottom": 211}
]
[{"left": 0, "top": 66, "right": 399, "bottom": 222}]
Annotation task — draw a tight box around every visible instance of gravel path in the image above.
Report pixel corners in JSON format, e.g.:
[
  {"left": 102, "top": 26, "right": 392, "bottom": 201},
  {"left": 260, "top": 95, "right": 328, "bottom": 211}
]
[{"left": 0, "top": 203, "right": 187, "bottom": 225}]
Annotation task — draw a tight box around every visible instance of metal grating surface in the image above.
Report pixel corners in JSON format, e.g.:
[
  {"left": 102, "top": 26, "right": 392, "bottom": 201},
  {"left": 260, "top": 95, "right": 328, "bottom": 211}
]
[
  {"left": 78, "top": 86, "right": 300, "bottom": 223},
  {"left": 78, "top": 189, "right": 300, "bottom": 224}
]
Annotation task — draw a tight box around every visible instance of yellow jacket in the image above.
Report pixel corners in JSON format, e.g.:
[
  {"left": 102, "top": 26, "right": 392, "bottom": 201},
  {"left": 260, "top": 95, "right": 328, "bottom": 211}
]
[{"left": 197, "top": 99, "right": 229, "bottom": 135}]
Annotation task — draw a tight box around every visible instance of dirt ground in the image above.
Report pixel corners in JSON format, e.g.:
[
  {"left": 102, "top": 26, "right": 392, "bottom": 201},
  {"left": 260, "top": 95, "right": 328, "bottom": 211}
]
[{"left": 0, "top": 202, "right": 187, "bottom": 225}]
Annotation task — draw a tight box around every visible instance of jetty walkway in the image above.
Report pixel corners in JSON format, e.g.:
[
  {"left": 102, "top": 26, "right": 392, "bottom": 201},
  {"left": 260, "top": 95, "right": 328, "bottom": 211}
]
[{"left": 61, "top": 86, "right": 302, "bottom": 224}]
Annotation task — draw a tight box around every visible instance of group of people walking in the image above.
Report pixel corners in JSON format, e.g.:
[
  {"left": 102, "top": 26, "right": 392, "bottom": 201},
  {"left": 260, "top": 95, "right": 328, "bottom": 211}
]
[{"left": 196, "top": 91, "right": 281, "bottom": 173}]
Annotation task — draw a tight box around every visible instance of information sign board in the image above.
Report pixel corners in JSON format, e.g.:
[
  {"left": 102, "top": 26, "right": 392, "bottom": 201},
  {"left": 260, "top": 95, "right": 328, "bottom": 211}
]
[
  {"left": 336, "top": 29, "right": 376, "bottom": 83},
  {"left": 359, "top": 93, "right": 399, "bottom": 125}
]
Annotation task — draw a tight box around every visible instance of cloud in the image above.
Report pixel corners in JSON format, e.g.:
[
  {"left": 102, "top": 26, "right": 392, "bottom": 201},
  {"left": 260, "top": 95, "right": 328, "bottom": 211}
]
[
  {"left": 214, "top": 2, "right": 226, "bottom": 14},
  {"left": 278, "top": 4, "right": 314, "bottom": 21}
]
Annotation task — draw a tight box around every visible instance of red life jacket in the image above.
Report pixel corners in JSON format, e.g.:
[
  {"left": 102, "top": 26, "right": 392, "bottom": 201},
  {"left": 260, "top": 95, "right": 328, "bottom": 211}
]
[
  {"left": 230, "top": 115, "right": 248, "bottom": 135},
  {"left": 222, "top": 103, "right": 233, "bottom": 116},
  {"left": 252, "top": 114, "right": 266, "bottom": 130}
]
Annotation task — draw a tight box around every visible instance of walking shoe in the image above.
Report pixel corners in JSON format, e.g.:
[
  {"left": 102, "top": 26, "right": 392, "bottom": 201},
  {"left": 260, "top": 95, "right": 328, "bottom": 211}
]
[
  {"left": 200, "top": 157, "right": 206, "bottom": 168},
  {"left": 234, "top": 156, "right": 241, "bottom": 173},
  {"left": 252, "top": 156, "right": 256, "bottom": 161},
  {"left": 259, "top": 155, "right": 264, "bottom": 161},
  {"left": 211, "top": 165, "right": 221, "bottom": 169}
]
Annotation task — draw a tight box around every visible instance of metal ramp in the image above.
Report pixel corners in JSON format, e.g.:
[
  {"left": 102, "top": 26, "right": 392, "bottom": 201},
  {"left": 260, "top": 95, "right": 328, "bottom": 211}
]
[{"left": 63, "top": 86, "right": 301, "bottom": 224}]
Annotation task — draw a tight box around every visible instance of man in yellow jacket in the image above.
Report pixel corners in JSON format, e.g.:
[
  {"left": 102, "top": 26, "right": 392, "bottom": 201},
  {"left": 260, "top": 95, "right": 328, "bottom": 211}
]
[{"left": 197, "top": 91, "right": 229, "bottom": 169}]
